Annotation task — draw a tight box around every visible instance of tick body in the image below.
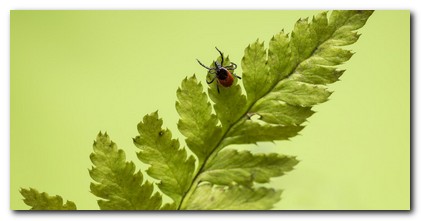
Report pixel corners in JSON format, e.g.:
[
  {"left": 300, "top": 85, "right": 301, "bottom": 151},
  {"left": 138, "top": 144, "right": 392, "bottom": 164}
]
[{"left": 197, "top": 47, "right": 241, "bottom": 93}]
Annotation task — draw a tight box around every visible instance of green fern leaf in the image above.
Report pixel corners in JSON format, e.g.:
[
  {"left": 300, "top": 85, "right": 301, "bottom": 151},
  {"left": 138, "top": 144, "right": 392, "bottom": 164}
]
[
  {"left": 250, "top": 100, "right": 314, "bottom": 125},
  {"left": 20, "top": 188, "right": 76, "bottom": 210},
  {"left": 242, "top": 40, "right": 272, "bottom": 103},
  {"left": 20, "top": 10, "right": 373, "bottom": 211},
  {"left": 89, "top": 132, "right": 163, "bottom": 210},
  {"left": 185, "top": 184, "right": 281, "bottom": 210},
  {"left": 223, "top": 120, "right": 304, "bottom": 145},
  {"left": 264, "top": 79, "right": 332, "bottom": 107},
  {"left": 267, "top": 30, "right": 294, "bottom": 81},
  {"left": 176, "top": 76, "right": 222, "bottom": 164},
  {"left": 201, "top": 149, "right": 298, "bottom": 186},
  {"left": 133, "top": 112, "right": 196, "bottom": 206},
  {"left": 207, "top": 55, "right": 248, "bottom": 128}
]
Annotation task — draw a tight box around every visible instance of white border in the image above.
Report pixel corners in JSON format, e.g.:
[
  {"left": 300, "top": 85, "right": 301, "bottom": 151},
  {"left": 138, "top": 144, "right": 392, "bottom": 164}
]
[
  {"left": 1, "top": 1, "right": 417, "bottom": 221},
  {"left": 0, "top": 0, "right": 417, "bottom": 9}
]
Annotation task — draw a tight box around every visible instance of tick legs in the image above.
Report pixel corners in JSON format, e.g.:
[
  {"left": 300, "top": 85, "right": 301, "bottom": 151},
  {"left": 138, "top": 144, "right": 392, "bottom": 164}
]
[
  {"left": 225, "top": 62, "right": 237, "bottom": 70},
  {"left": 197, "top": 59, "right": 215, "bottom": 70},
  {"left": 206, "top": 76, "right": 216, "bottom": 84},
  {"left": 215, "top": 47, "right": 224, "bottom": 66},
  {"left": 225, "top": 62, "right": 241, "bottom": 79},
  {"left": 205, "top": 76, "right": 220, "bottom": 94}
]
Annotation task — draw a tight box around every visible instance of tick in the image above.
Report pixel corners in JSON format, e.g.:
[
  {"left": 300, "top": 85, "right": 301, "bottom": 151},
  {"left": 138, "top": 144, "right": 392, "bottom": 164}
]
[{"left": 197, "top": 47, "right": 241, "bottom": 93}]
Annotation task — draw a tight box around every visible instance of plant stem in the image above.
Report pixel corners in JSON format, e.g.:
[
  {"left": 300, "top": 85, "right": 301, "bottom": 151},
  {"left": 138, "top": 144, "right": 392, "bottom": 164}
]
[{"left": 177, "top": 116, "right": 246, "bottom": 210}]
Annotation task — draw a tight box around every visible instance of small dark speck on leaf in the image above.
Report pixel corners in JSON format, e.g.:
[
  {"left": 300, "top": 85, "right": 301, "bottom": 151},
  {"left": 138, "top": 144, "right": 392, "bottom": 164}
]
[{"left": 159, "top": 131, "right": 164, "bottom": 136}]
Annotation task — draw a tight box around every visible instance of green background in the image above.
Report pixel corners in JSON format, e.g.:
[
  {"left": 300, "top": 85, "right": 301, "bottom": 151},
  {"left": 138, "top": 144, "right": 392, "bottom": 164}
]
[{"left": 10, "top": 10, "right": 410, "bottom": 210}]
